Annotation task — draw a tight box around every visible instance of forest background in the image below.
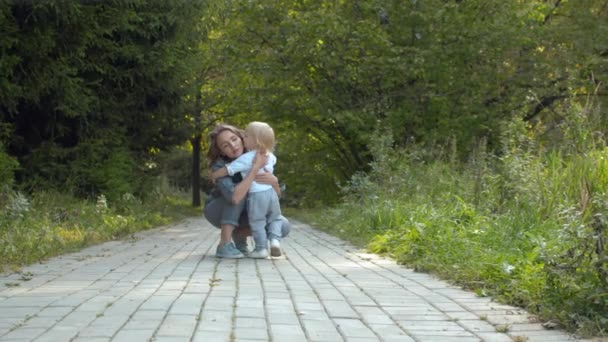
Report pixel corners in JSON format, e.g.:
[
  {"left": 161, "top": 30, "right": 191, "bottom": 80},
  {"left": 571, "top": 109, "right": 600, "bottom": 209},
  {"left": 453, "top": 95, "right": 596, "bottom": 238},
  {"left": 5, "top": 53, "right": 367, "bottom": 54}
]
[{"left": 0, "top": 0, "right": 606, "bottom": 337}]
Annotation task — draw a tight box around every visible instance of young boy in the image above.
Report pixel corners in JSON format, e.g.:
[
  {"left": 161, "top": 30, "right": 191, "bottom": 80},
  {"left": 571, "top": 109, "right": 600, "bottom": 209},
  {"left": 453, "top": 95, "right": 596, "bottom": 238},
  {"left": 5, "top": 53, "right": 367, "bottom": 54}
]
[{"left": 211, "top": 121, "right": 283, "bottom": 258}]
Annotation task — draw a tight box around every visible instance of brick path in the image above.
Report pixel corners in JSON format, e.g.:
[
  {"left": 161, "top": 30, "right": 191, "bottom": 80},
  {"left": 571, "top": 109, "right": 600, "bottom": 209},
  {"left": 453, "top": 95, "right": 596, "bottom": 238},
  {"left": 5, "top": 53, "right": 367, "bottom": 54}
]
[{"left": 0, "top": 217, "right": 595, "bottom": 341}]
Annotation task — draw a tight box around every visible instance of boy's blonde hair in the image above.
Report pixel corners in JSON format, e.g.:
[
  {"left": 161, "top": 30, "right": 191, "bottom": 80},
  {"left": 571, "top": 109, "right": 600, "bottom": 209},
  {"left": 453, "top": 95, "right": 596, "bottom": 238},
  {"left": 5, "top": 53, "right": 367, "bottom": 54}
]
[{"left": 246, "top": 121, "right": 275, "bottom": 152}]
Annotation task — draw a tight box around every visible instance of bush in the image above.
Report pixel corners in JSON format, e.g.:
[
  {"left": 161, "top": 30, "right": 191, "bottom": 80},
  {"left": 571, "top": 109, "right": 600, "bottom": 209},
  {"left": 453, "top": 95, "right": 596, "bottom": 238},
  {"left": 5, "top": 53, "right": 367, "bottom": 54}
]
[
  {"left": 295, "top": 100, "right": 607, "bottom": 336},
  {"left": 0, "top": 142, "right": 19, "bottom": 189},
  {"left": 87, "top": 147, "right": 137, "bottom": 201}
]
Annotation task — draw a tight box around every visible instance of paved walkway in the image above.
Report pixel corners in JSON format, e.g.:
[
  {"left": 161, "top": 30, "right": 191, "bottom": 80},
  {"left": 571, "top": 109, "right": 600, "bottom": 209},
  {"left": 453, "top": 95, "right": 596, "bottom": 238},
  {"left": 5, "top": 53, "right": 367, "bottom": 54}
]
[{"left": 0, "top": 217, "right": 595, "bottom": 341}]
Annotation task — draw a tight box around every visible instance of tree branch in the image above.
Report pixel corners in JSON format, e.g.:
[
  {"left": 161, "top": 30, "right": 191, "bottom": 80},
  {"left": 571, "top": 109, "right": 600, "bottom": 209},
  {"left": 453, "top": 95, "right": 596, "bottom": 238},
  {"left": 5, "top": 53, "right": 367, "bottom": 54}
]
[
  {"left": 543, "top": 0, "right": 562, "bottom": 24},
  {"left": 523, "top": 95, "right": 567, "bottom": 122}
]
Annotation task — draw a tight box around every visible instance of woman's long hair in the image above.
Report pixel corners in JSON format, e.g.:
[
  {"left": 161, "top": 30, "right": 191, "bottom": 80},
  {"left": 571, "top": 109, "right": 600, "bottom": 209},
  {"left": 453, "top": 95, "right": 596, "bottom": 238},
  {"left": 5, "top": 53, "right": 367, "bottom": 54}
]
[{"left": 206, "top": 124, "right": 245, "bottom": 167}]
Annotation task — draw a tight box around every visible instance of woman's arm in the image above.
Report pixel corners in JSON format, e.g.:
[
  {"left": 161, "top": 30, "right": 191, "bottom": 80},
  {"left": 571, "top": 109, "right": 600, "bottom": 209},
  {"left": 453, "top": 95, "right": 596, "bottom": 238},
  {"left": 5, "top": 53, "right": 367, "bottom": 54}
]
[
  {"left": 208, "top": 159, "right": 236, "bottom": 203},
  {"left": 210, "top": 167, "right": 228, "bottom": 182},
  {"left": 231, "top": 152, "right": 268, "bottom": 204}
]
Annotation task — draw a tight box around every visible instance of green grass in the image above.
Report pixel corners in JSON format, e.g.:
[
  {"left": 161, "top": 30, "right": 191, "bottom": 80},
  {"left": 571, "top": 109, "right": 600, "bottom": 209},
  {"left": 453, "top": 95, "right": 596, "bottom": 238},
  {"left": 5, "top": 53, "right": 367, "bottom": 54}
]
[
  {"left": 289, "top": 111, "right": 608, "bottom": 337},
  {"left": 0, "top": 189, "right": 199, "bottom": 272}
]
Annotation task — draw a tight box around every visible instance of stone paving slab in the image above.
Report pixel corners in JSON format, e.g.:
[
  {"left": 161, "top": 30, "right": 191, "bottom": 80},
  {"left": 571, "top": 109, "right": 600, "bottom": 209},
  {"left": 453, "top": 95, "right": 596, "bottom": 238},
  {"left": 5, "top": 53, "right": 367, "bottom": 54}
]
[{"left": 0, "top": 217, "right": 603, "bottom": 342}]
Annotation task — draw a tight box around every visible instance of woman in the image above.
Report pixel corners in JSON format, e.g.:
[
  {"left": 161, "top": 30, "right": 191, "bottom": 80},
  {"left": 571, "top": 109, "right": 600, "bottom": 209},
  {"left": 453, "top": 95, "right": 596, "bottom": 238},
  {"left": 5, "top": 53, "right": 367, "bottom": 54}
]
[{"left": 204, "top": 123, "right": 290, "bottom": 258}]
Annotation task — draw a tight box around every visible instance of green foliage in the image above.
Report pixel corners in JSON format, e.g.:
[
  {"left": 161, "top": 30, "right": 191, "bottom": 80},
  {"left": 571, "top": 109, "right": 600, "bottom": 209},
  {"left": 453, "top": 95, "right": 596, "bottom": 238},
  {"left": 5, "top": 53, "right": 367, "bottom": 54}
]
[
  {"left": 2, "top": 0, "right": 606, "bottom": 205},
  {"left": 0, "top": 143, "right": 18, "bottom": 189},
  {"left": 0, "top": 187, "right": 198, "bottom": 272},
  {"left": 87, "top": 146, "right": 137, "bottom": 202},
  {"left": 0, "top": 0, "right": 205, "bottom": 198},
  {"left": 156, "top": 146, "right": 193, "bottom": 192},
  {"left": 18, "top": 136, "right": 144, "bottom": 202},
  {"left": 202, "top": 0, "right": 607, "bottom": 204},
  {"left": 295, "top": 99, "right": 607, "bottom": 336}
]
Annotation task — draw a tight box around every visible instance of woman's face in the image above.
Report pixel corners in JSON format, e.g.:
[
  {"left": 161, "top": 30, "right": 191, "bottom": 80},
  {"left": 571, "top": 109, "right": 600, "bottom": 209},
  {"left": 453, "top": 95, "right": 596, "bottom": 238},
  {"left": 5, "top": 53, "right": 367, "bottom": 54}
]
[{"left": 216, "top": 130, "right": 244, "bottom": 159}]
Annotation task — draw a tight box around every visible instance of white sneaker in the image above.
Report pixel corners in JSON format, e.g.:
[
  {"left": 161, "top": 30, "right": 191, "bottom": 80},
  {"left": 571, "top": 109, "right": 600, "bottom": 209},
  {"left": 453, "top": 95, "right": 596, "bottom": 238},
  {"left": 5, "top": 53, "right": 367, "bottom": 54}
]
[
  {"left": 270, "top": 239, "right": 281, "bottom": 257},
  {"left": 249, "top": 248, "right": 269, "bottom": 259}
]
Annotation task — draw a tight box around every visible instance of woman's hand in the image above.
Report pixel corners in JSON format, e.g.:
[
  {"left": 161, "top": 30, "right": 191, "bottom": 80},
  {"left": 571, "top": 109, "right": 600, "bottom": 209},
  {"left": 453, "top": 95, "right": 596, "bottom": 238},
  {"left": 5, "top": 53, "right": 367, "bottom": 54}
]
[
  {"left": 209, "top": 167, "right": 228, "bottom": 183},
  {"left": 255, "top": 171, "right": 278, "bottom": 186},
  {"left": 255, "top": 168, "right": 282, "bottom": 198},
  {"left": 208, "top": 169, "right": 217, "bottom": 183}
]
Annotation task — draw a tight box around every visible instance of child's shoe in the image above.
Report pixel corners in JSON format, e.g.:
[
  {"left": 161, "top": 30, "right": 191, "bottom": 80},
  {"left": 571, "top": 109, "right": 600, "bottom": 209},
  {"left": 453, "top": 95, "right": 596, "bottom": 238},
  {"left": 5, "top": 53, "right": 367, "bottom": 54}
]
[
  {"left": 248, "top": 248, "right": 269, "bottom": 259},
  {"left": 216, "top": 242, "right": 245, "bottom": 259},
  {"left": 270, "top": 239, "right": 282, "bottom": 257}
]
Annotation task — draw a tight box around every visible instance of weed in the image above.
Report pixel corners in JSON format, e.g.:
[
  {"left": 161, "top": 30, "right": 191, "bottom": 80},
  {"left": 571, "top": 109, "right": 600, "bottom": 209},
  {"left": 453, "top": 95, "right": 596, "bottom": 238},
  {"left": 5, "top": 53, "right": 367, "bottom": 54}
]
[
  {"left": 495, "top": 324, "right": 510, "bottom": 333},
  {"left": 209, "top": 277, "right": 222, "bottom": 287},
  {"left": 18, "top": 272, "right": 33, "bottom": 281}
]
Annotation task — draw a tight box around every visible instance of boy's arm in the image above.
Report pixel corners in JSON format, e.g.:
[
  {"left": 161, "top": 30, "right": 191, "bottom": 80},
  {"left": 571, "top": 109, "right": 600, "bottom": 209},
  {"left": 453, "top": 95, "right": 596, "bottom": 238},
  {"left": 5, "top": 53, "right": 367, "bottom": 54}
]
[
  {"left": 231, "top": 152, "right": 268, "bottom": 204},
  {"left": 226, "top": 151, "right": 255, "bottom": 176}
]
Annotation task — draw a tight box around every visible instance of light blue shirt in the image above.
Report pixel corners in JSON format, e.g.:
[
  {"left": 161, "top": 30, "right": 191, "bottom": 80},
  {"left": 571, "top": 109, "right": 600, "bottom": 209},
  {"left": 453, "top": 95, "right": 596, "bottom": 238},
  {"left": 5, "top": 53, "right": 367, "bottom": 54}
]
[{"left": 226, "top": 150, "right": 276, "bottom": 193}]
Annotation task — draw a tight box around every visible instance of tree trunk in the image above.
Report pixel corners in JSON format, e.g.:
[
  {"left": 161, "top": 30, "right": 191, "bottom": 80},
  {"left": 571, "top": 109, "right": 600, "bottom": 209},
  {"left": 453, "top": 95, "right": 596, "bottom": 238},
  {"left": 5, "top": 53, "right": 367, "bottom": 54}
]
[
  {"left": 191, "top": 85, "right": 204, "bottom": 207},
  {"left": 191, "top": 133, "right": 202, "bottom": 207}
]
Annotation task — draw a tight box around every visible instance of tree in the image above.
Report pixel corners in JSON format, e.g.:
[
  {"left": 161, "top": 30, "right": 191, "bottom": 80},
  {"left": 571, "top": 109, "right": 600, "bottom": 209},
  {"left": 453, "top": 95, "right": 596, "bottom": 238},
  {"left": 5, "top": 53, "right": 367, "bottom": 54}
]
[{"left": 0, "top": 1, "right": 205, "bottom": 198}]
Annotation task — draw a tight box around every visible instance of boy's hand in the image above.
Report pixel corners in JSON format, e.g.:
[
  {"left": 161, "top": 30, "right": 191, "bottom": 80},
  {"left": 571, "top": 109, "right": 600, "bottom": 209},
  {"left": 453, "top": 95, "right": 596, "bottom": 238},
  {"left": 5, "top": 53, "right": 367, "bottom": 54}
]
[{"left": 252, "top": 151, "right": 268, "bottom": 172}]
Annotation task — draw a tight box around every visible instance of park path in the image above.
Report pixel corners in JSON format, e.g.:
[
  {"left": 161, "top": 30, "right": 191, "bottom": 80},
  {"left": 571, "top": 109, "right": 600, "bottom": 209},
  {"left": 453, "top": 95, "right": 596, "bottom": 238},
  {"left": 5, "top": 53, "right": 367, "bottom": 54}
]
[{"left": 0, "top": 217, "right": 593, "bottom": 342}]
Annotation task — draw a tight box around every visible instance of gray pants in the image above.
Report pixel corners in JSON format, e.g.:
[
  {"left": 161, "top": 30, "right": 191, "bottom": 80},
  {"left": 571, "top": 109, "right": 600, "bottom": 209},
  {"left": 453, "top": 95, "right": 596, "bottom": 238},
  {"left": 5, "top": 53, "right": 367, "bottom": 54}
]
[
  {"left": 204, "top": 195, "right": 290, "bottom": 239},
  {"left": 247, "top": 188, "right": 283, "bottom": 251}
]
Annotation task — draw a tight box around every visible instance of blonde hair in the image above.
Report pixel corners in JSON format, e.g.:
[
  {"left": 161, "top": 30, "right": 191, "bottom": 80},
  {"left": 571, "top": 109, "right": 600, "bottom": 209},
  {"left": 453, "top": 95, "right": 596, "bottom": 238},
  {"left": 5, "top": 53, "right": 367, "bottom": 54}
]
[{"left": 246, "top": 121, "right": 275, "bottom": 152}]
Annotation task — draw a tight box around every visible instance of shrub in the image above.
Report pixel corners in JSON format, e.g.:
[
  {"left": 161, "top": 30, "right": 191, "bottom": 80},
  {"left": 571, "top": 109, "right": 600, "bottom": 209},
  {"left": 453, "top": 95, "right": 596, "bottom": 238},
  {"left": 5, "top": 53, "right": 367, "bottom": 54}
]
[
  {"left": 295, "top": 100, "right": 607, "bottom": 336},
  {"left": 0, "top": 186, "right": 198, "bottom": 272},
  {"left": 0, "top": 142, "right": 18, "bottom": 189}
]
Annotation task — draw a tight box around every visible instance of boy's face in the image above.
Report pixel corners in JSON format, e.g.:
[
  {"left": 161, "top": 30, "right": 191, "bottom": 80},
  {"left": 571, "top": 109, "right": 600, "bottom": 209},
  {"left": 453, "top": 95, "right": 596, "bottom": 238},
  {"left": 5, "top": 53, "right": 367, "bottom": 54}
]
[{"left": 243, "top": 131, "right": 255, "bottom": 151}]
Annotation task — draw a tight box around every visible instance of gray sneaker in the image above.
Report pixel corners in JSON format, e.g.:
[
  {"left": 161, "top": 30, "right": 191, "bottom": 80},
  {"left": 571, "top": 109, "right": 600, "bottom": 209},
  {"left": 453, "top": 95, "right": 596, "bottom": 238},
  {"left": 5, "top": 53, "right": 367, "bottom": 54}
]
[{"left": 216, "top": 242, "right": 245, "bottom": 259}]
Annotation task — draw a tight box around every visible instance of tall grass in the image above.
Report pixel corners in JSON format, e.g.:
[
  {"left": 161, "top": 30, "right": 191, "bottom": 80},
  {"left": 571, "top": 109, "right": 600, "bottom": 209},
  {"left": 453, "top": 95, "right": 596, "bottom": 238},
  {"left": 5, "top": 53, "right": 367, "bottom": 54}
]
[
  {"left": 0, "top": 183, "right": 199, "bottom": 272},
  {"left": 295, "top": 101, "right": 607, "bottom": 336}
]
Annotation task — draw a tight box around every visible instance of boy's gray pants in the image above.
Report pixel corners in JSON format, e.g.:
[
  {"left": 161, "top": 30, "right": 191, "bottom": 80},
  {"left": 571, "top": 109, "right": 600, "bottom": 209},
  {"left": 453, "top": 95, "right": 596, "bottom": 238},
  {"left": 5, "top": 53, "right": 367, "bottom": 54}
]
[
  {"left": 204, "top": 194, "right": 290, "bottom": 238},
  {"left": 247, "top": 188, "right": 283, "bottom": 251}
]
